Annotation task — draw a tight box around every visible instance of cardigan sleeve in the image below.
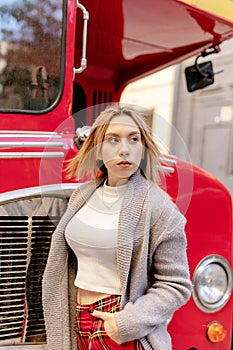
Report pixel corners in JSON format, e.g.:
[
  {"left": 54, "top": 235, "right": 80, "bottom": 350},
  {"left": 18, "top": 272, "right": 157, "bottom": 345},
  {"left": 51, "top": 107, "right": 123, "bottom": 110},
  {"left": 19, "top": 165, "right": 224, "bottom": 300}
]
[{"left": 114, "top": 204, "right": 192, "bottom": 343}]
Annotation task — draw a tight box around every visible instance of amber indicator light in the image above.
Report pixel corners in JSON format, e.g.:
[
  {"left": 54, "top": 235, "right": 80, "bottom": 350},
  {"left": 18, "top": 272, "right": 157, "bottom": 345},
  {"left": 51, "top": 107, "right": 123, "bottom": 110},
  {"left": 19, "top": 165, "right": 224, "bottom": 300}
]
[{"left": 207, "top": 321, "right": 227, "bottom": 343}]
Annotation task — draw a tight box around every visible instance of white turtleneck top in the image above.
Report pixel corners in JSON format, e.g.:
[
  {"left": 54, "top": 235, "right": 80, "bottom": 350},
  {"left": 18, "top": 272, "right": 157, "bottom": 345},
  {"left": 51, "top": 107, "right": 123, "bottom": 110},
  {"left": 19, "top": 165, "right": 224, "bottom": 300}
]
[{"left": 65, "top": 181, "right": 128, "bottom": 294}]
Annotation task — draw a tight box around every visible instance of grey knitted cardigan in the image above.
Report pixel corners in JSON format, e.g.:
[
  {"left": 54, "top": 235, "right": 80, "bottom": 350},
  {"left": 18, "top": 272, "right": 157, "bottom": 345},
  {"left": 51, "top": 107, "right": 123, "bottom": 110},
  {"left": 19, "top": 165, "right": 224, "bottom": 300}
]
[{"left": 42, "top": 170, "right": 192, "bottom": 350}]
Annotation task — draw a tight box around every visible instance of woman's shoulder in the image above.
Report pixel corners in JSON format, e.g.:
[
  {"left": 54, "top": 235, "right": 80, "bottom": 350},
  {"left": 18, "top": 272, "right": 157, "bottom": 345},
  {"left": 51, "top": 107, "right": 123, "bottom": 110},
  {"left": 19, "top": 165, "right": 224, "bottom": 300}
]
[
  {"left": 68, "top": 179, "right": 100, "bottom": 205},
  {"left": 148, "top": 182, "right": 172, "bottom": 205},
  {"left": 130, "top": 171, "right": 174, "bottom": 210},
  {"left": 147, "top": 183, "right": 185, "bottom": 223}
]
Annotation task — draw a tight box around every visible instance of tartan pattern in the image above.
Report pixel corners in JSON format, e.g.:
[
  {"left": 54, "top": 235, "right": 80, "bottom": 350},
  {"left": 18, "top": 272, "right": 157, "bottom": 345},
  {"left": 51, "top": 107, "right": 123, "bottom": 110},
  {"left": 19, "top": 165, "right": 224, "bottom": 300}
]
[{"left": 76, "top": 295, "right": 143, "bottom": 349}]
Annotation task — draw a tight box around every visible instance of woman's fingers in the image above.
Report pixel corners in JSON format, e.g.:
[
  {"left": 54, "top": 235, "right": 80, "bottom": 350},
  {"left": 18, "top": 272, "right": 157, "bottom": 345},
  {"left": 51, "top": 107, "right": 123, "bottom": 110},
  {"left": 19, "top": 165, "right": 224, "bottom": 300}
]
[{"left": 91, "top": 310, "right": 122, "bottom": 344}]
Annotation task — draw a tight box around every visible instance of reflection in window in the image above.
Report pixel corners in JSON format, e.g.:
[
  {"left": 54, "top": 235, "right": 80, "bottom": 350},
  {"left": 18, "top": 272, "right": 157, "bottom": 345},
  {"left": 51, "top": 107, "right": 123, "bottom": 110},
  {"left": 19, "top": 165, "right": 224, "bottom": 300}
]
[{"left": 0, "top": 0, "right": 64, "bottom": 111}]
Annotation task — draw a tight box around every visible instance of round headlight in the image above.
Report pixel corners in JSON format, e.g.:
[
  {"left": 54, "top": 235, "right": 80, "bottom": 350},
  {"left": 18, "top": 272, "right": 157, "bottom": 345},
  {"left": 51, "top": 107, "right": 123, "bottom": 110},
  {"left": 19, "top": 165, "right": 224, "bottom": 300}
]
[{"left": 192, "top": 255, "right": 233, "bottom": 313}]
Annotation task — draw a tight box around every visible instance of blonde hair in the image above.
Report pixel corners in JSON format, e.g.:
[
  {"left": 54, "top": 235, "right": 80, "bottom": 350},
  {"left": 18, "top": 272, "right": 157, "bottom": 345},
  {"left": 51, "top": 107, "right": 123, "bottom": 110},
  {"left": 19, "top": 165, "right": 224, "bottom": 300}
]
[{"left": 66, "top": 103, "right": 162, "bottom": 185}]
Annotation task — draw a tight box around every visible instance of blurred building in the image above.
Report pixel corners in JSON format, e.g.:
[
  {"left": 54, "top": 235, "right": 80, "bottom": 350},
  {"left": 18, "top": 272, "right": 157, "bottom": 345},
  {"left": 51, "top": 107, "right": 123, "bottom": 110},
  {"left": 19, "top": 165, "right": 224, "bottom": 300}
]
[{"left": 121, "top": 38, "right": 233, "bottom": 196}]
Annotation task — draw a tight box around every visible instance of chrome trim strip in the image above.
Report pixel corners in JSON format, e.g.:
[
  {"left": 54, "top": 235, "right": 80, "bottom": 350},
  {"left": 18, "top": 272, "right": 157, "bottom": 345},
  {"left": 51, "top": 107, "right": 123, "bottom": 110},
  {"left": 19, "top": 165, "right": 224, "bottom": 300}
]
[
  {"left": 0, "top": 152, "right": 64, "bottom": 158},
  {"left": 0, "top": 346, "right": 47, "bottom": 349},
  {"left": 160, "top": 156, "right": 177, "bottom": 165},
  {"left": 0, "top": 135, "right": 61, "bottom": 139},
  {"left": 0, "top": 183, "right": 80, "bottom": 205},
  {"left": 0, "top": 130, "right": 59, "bottom": 134},
  {"left": 0, "top": 131, "right": 61, "bottom": 139},
  {"left": 161, "top": 166, "right": 175, "bottom": 173},
  {"left": 0, "top": 142, "right": 64, "bottom": 148}
]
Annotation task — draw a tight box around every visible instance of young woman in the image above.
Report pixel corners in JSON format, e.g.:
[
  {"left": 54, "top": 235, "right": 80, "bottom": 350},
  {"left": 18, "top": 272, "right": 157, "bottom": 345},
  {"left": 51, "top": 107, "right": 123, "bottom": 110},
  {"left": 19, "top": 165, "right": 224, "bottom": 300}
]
[{"left": 42, "top": 104, "right": 192, "bottom": 350}]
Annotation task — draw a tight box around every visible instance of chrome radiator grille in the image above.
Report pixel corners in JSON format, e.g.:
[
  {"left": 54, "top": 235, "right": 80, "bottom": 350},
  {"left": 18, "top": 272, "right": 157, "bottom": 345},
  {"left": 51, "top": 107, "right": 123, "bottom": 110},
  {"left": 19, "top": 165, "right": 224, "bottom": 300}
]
[{"left": 0, "top": 215, "right": 60, "bottom": 344}]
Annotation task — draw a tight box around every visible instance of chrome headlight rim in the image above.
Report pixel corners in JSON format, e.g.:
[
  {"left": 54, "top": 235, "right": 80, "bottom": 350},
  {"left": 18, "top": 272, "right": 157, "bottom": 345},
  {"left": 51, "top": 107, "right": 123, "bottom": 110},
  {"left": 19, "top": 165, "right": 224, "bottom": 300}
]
[{"left": 192, "top": 255, "right": 233, "bottom": 313}]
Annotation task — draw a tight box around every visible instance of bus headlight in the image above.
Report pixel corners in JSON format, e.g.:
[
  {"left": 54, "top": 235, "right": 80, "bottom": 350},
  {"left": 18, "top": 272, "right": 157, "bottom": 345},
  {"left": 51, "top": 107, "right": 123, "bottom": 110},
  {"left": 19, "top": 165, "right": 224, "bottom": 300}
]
[{"left": 192, "top": 255, "right": 233, "bottom": 313}]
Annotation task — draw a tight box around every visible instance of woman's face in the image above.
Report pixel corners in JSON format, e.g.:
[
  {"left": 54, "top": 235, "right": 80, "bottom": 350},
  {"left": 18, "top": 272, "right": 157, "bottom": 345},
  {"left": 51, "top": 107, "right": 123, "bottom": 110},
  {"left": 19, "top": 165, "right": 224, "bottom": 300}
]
[{"left": 100, "top": 114, "right": 143, "bottom": 186}]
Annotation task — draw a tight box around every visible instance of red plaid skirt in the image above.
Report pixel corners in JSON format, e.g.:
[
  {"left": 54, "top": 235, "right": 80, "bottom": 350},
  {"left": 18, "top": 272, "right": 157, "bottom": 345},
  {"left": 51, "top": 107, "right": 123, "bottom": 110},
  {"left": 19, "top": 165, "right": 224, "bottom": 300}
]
[{"left": 76, "top": 295, "right": 143, "bottom": 349}]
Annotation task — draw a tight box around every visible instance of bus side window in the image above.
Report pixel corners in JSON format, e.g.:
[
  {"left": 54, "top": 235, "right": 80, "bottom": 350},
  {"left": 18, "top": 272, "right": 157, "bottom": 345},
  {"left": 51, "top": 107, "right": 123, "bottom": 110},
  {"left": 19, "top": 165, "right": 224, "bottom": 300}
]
[{"left": 1, "top": 82, "right": 24, "bottom": 109}]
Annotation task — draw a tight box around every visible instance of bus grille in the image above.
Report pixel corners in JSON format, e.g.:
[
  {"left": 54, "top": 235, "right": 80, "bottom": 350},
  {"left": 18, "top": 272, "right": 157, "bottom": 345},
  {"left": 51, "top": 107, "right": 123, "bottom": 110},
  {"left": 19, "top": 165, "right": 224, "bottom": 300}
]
[{"left": 0, "top": 215, "right": 60, "bottom": 344}]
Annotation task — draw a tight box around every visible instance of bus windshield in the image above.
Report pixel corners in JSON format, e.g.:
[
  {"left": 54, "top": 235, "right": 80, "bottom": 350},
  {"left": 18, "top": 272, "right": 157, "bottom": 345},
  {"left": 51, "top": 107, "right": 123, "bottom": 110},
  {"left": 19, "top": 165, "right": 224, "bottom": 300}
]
[{"left": 0, "top": 0, "right": 64, "bottom": 112}]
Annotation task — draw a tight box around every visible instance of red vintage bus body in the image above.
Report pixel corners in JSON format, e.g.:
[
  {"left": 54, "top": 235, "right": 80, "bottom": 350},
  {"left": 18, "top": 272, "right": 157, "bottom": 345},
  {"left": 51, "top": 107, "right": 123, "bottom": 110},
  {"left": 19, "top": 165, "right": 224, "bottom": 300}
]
[{"left": 0, "top": 0, "right": 232, "bottom": 349}]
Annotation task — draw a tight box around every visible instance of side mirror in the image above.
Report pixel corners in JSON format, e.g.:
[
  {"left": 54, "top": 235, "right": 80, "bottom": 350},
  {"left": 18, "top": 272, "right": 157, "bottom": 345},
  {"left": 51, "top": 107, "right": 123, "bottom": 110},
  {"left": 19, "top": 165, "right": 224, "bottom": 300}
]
[
  {"left": 184, "top": 45, "right": 223, "bottom": 93},
  {"left": 185, "top": 61, "right": 214, "bottom": 92}
]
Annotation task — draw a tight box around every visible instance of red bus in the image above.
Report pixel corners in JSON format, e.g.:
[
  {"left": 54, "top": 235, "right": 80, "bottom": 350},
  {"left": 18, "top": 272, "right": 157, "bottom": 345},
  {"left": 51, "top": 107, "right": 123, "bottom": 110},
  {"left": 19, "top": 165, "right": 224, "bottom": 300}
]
[{"left": 0, "top": 0, "right": 232, "bottom": 349}]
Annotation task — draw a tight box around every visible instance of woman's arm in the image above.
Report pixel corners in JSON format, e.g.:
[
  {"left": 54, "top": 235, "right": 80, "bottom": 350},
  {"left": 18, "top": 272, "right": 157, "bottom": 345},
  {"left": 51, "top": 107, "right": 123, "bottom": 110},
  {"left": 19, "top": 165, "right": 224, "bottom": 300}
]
[{"left": 114, "top": 207, "right": 192, "bottom": 343}]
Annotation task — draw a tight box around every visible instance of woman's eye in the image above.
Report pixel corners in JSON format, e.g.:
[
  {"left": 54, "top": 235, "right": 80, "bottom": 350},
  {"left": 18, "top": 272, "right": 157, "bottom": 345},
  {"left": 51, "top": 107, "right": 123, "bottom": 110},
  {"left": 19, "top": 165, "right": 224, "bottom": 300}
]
[
  {"left": 108, "top": 137, "right": 119, "bottom": 144},
  {"left": 130, "top": 136, "right": 139, "bottom": 143}
]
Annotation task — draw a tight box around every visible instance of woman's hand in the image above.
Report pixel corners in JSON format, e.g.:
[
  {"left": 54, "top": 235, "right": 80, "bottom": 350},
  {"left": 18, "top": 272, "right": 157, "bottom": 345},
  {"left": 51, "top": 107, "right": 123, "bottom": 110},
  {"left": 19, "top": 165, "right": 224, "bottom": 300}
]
[{"left": 92, "top": 310, "right": 122, "bottom": 344}]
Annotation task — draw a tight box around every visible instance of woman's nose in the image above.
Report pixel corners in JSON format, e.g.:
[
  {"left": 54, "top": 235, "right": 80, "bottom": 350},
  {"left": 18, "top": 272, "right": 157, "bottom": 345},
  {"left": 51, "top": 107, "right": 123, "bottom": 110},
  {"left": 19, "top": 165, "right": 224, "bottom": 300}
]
[{"left": 119, "top": 139, "right": 130, "bottom": 155}]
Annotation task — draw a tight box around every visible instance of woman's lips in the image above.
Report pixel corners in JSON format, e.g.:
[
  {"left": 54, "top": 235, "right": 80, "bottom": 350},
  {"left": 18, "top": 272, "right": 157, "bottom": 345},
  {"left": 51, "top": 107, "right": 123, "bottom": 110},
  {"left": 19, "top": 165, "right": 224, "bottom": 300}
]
[{"left": 117, "top": 160, "right": 132, "bottom": 167}]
